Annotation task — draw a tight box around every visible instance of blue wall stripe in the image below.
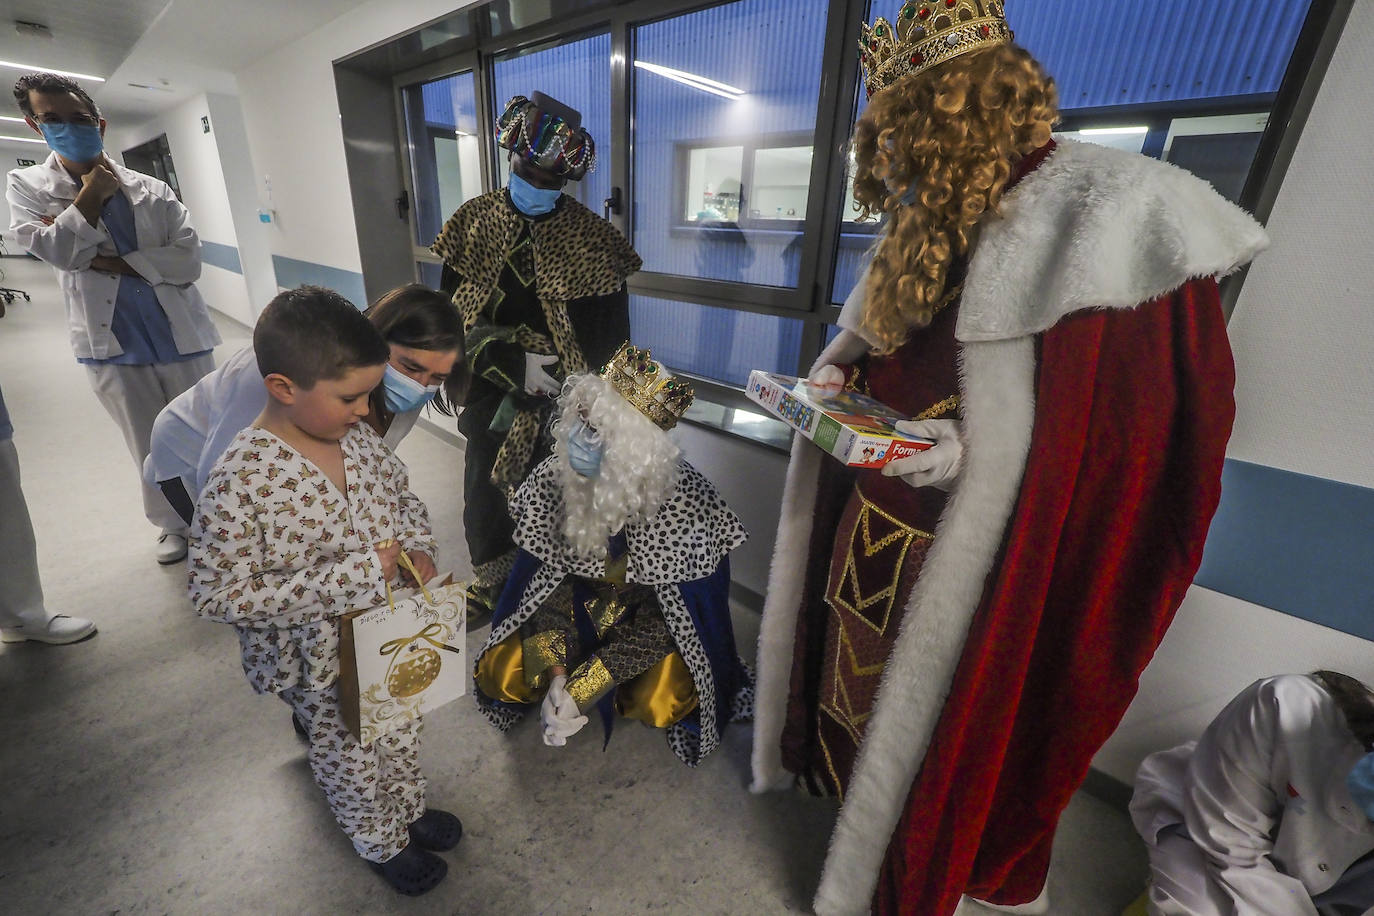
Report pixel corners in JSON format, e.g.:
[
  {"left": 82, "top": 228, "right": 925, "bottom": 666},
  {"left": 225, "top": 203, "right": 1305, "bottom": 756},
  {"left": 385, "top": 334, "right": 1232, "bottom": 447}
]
[
  {"left": 1195, "top": 459, "right": 1374, "bottom": 640},
  {"left": 270, "top": 255, "right": 367, "bottom": 309},
  {"left": 200, "top": 240, "right": 242, "bottom": 275}
]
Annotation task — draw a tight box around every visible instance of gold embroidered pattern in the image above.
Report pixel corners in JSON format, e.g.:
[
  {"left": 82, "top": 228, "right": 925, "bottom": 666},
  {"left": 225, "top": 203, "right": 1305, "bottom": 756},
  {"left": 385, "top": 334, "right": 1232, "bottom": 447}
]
[
  {"left": 826, "top": 493, "right": 933, "bottom": 636},
  {"left": 522, "top": 630, "right": 567, "bottom": 688},
  {"left": 565, "top": 655, "right": 615, "bottom": 710},
  {"left": 933, "top": 283, "right": 963, "bottom": 316},
  {"left": 914, "top": 394, "right": 959, "bottom": 420},
  {"left": 587, "top": 591, "right": 628, "bottom": 638}
]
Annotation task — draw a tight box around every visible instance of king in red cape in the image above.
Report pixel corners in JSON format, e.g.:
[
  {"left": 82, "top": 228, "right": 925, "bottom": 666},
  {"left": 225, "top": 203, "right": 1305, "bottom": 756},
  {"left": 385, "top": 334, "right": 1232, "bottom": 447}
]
[{"left": 749, "top": 4, "right": 1268, "bottom": 915}]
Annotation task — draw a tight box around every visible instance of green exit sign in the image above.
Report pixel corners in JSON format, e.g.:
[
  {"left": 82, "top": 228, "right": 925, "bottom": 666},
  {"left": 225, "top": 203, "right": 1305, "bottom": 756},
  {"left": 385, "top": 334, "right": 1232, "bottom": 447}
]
[{"left": 16, "top": 158, "right": 36, "bottom": 166}]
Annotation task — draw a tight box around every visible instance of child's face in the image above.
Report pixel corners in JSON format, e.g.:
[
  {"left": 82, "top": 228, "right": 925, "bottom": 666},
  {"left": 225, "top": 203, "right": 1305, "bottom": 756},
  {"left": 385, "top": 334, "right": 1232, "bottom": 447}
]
[{"left": 286, "top": 364, "right": 386, "bottom": 442}]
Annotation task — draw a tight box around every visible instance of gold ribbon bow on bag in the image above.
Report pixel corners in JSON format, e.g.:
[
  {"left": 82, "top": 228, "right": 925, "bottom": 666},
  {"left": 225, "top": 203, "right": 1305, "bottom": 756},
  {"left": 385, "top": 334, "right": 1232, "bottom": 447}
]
[{"left": 375, "top": 542, "right": 460, "bottom": 698}]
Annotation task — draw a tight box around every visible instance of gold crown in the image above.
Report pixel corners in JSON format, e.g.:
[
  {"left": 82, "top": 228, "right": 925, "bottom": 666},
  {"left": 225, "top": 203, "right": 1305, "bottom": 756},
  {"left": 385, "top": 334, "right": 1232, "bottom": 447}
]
[
  {"left": 860, "top": 1, "right": 1012, "bottom": 98},
  {"left": 598, "top": 342, "right": 694, "bottom": 431}
]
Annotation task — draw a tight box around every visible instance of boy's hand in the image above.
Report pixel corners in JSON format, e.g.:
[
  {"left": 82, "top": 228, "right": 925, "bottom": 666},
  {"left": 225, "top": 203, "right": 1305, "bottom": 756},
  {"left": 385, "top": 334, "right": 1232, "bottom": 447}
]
[
  {"left": 373, "top": 540, "right": 401, "bottom": 582},
  {"left": 403, "top": 550, "right": 438, "bottom": 586}
]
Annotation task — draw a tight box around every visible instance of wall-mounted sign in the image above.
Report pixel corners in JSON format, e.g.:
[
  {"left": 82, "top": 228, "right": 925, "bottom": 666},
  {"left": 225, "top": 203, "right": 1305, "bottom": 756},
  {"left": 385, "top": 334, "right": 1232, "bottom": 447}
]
[
  {"left": 16, "top": 158, "right": 35, "bottom": 167},
  {"left": 201, "top": 116, "right": 210, "bottom": 134}
]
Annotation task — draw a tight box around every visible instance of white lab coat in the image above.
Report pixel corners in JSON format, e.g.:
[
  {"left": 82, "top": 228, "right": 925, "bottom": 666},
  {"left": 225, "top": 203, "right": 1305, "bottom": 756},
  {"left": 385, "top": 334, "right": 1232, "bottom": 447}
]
[
  {"left": 1130, "top": 675, "right": 1374, "bottom": 916},
  {"left": 6, "top": 152, "right": 220, "bottom": 360},
  {"left": 143, "top": 346, "right": 421, "bottom": 500}
]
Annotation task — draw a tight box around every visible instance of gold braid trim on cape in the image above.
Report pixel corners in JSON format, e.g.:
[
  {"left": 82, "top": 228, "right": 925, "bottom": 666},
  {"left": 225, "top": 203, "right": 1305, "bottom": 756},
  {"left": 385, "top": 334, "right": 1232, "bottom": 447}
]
[{"left": 430, "top": 190, "right": 643, "bottom": 495}]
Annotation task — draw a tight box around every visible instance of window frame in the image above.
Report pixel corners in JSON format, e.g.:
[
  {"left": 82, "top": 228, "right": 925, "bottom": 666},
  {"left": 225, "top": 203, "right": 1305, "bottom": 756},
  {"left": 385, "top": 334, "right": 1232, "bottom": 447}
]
[
  {"left": 393, "top": 53, "right": 489, "bottom": 276},
  {"left": 377, "top": 0, "right": 1353, "bottom": 440}
]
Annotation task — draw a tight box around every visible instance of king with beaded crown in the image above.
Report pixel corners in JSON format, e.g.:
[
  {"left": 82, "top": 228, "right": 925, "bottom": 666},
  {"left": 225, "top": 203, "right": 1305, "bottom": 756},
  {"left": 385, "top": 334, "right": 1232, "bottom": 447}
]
[
  {"left": 597, "top": 342, "right": 695, "bottom": 431},
  {"left": 860, "top": 0, "right": 1013, "bottom": 98}
]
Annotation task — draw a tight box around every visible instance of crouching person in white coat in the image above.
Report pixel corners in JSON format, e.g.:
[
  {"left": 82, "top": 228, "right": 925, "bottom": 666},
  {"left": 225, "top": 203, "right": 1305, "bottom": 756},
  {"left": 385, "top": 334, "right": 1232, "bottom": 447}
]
[{"left": 1130, "top": 673, "right": 1374, "bottom": 916}]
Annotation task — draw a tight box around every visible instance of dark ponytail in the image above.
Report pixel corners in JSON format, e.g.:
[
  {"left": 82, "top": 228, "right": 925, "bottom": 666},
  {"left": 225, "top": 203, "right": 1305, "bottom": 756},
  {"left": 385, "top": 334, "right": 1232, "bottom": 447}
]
[{"left": 1313, "top": 670, "right": 1374, "bottom": 751}]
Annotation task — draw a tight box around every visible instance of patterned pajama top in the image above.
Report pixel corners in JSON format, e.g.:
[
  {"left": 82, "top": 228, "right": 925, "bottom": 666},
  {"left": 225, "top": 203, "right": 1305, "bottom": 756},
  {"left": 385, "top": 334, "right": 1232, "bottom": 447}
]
[{"left": 188, "top": 424, "right": 436, "bottom": 695}]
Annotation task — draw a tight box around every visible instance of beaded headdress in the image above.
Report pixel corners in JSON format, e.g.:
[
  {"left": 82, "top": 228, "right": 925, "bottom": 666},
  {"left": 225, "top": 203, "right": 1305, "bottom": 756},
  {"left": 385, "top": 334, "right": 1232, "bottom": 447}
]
[
  {"left": 859, "top": 1, "right": 1013, "bottom": 99},
  {"left": 496, "top": 92, "right": 596, "bottom": 181},
  {"left": 598, "top": 342, "right": 694, "bottom": 431}
]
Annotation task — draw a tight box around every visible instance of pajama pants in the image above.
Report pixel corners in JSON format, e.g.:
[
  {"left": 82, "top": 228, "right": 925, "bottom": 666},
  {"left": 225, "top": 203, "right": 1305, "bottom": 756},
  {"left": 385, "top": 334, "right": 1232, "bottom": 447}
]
[
  {"left": 279, "top": 683, "right": 425, "bottom": 863},
  {"left": 0, "top": 439, "right": 45, "bottom": 627},
  {"left": 84, "top": 355, "right": 214, "bottom": 534}
]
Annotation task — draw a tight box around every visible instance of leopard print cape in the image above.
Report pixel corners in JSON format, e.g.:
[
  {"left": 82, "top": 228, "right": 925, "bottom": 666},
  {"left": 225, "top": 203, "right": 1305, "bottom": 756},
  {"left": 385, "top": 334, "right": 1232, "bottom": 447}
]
[{"left": 431, "top": 190, "right": 642, "bottom": 495}]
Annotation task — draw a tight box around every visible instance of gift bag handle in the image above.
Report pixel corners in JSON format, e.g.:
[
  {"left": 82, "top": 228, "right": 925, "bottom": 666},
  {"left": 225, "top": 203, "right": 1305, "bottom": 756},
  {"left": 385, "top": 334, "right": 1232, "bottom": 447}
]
[{"left": 378, "top": 539, "right": 434, "bottom": 606}]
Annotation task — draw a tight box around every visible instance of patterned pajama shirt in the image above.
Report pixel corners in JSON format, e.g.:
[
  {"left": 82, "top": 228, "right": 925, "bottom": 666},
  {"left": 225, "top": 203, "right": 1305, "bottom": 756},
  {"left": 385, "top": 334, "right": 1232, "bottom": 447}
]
[{"left": 189, "top": 424, "right": 437, "bottom": 862}]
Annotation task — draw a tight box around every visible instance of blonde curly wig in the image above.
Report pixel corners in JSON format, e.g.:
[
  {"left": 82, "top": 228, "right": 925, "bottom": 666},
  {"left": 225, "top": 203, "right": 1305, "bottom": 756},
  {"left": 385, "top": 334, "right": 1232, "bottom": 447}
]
[{"left": 851, "top": 43, "right": 1059, "bottom": 352}]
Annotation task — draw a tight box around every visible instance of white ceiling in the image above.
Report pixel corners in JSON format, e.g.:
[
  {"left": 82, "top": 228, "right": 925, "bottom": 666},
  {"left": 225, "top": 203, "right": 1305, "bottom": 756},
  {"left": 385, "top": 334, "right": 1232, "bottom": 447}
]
[{"left": 0, "top": 0, "right": 381, "bottom": 127}]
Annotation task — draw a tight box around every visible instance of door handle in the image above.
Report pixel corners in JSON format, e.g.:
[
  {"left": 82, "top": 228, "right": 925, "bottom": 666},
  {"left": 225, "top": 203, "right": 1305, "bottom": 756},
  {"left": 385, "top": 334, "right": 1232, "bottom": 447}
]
[
  {"left": 396, "top": 188, "right": 410, "bottom": 221},
  {"left": 603, "top": 186, "right": 622, "bottom": 219}
]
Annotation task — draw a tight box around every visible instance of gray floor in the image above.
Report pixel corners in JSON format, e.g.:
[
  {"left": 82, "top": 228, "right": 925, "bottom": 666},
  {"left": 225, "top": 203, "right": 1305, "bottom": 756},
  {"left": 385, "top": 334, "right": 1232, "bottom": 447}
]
[{"left": 0, "top": 255, "right": 1148, "bottom": 914}]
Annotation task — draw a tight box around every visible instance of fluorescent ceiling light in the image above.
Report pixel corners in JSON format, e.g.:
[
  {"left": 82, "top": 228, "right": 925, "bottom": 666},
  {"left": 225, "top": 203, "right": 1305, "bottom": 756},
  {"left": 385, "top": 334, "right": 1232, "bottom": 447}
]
[
  {"left": 0, "top": 115, "right": 27, "bottom": 123},
  {"left": 0, "top": 60, "right": 105, "bottom": 82},
  {"left": 0, "top": 134, "right": 47, "bottom": 144},
  {"left": 633, "top": 61, "right": 744, "bottom": 100},
  {"left": 1079, "top": 126, "right": 1148, "bottom": 136}
]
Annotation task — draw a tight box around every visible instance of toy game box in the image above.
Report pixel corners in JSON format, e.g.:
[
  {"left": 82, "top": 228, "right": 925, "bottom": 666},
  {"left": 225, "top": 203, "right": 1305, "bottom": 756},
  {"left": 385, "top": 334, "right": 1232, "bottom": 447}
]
[{"left": 745, "top": 370, "right": 934, "bottom": 468}]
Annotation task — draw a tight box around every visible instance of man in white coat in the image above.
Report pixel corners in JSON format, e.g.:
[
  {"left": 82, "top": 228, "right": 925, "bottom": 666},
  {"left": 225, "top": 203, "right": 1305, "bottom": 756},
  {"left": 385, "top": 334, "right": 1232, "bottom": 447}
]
[
  {"left": 6, "top": 72, "right": 219, "bottom": 565},
  {"left": 1130, "top": 673, "right": 1374, "bottom": 916}
]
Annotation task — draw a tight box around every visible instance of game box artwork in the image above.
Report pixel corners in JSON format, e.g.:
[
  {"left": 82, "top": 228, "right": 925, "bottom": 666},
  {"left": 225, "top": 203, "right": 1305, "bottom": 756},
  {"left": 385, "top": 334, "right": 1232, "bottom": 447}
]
[{"left": 746, "top": 370, "right": 934, "bottom": 468}]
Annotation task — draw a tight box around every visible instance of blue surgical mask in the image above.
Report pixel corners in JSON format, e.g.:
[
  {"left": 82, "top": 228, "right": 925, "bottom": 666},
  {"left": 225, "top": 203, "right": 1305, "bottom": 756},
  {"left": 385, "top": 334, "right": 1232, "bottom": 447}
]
[
  {"left": 509, "top": 171, "right": 562, "bottom": 217},
  {"left": 1347, "top": 752, "right": 1374, "bottom": 821},
  {"left": 381, "top": 363, "right": 439, "bottom": 414},
  {"left": 565, "top": 417, "right": 604, "bottom": 479},
  {"left": 39, "top": 122, "right": 104, "bottom": 163}
]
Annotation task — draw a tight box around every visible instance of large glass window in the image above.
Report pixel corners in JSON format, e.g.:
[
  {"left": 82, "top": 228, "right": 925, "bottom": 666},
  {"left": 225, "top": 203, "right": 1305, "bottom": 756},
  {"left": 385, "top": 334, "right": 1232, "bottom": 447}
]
[
  {"left": 401, "top": 71, "right": 483, "bottom": 248},
  {"left": 629, "top": 294, "right": 803, "bottom": 387},
  {"left": 492, "top": 32, "right": 612, "bottom": 218},
  {"left": 631, "top": 0, "right": 830, "bottom": 287},
  {"left": 373, "top": 0, "right": 1337, "bottom": 442}
]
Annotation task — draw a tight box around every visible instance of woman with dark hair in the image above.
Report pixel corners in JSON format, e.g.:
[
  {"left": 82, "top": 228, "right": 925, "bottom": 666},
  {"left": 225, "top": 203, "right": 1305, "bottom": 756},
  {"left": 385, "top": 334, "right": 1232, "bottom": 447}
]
[
  {"left": 143, "top": 283, "right": 468, "bottom": 526},
  {"left": 1130, "top": 672, "right": 1374, "bottom": 915}
]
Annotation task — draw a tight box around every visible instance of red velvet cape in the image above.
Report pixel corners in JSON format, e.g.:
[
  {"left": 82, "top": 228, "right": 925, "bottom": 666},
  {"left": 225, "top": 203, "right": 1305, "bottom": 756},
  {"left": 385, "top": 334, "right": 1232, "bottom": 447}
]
[{"left": 872, "top": 278, "right": 1236, "bottom": 914}]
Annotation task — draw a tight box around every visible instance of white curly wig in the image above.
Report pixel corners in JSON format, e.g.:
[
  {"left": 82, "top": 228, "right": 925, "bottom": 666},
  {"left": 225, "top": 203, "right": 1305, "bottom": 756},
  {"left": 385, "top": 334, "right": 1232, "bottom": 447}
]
[{"left": 551, "top": 373, "right": 682, "bottom": 558}]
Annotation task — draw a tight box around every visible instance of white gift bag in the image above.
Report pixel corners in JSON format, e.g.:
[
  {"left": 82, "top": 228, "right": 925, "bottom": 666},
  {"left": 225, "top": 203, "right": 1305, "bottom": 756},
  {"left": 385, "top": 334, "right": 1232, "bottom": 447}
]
[{"left": 339, "top": 564, "right": 467, "bottom": 746}]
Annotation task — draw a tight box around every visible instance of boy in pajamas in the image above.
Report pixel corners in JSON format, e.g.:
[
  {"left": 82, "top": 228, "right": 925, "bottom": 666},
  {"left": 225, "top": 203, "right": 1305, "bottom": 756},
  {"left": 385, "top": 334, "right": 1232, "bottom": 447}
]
[{"left": 188, "top": 286, "right": 459, "bottom": 896}]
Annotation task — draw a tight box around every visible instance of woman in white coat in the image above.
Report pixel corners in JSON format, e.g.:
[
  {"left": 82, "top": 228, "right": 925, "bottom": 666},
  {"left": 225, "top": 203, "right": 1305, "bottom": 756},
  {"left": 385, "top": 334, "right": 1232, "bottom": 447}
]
[
  {"left": 144, "top": 284, "right": 467, "bottom": 524},
  {"left": 1130, "top": 672, "right": 1374, "bottom": 916}
]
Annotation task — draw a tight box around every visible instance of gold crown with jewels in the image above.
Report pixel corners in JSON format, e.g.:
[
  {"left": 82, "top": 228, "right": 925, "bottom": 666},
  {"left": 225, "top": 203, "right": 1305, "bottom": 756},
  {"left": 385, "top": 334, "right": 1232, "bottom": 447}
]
[
  {"left": 860, "top": 0, "right": 1013, "bottom": 98},
  {"left": 598, "top": 342, "right": 694, "bottom": 431}
]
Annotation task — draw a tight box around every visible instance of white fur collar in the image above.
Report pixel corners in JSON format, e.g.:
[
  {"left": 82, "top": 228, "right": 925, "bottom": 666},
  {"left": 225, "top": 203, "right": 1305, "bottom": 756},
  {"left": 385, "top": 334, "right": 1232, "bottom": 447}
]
[{"left": 956, "top": 138, "right": 1268, "bottom": 341}]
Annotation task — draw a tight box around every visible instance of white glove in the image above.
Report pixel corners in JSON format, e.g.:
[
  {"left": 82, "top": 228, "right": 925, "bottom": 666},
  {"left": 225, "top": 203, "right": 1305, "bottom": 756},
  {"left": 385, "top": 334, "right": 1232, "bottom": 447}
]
[
  {"left": 881, "top": 418, "right": 964, "bottom": 491},
  {"left": 808, "top": 364, "right": 845, "bottom": 390},
  {"left": 540, "top": 675, "right": 588, "bottom": 747},
  {"left": 524, "top": 353, "right": 561, "bottom": 397}
]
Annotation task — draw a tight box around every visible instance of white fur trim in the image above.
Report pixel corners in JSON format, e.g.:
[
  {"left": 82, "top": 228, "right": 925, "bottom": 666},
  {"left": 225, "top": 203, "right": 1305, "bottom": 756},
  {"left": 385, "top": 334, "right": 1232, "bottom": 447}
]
[
  {"left": 813, "top": 336, "right": 1037, "bottom": 915},
  {"left": 957, "top": 139, "right": 1268, "bottom": 342},
  {"left": 749, "top": 433, "right": 823, "bottom": 792}
]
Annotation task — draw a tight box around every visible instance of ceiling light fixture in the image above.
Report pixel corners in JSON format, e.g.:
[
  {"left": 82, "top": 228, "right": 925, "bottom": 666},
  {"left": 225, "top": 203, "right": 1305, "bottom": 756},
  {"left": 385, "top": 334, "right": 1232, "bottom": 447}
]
[
  {"left": 0, "top": 114, "right": 27, "bottom": 123},
  {"left": 633, "top": 61, "right": 744, "bottom": 100},
  {"left": 0, "top": 59, "right": 104, "bottom": 82},
  {"left": 0, "top": 134, "right": 47, "bottom": 145},
  {"left": 1079, "top": 126, "right": 1149, "bottom": 136}
]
